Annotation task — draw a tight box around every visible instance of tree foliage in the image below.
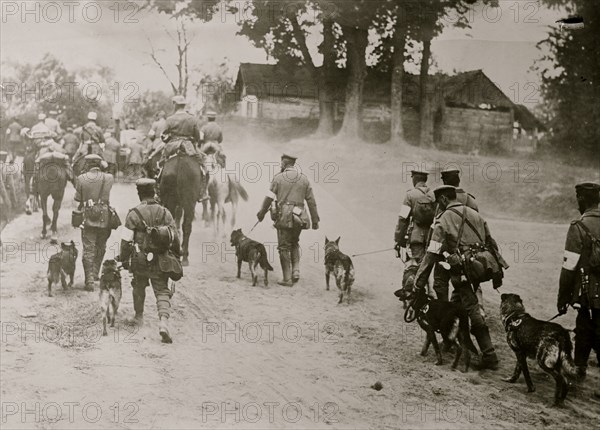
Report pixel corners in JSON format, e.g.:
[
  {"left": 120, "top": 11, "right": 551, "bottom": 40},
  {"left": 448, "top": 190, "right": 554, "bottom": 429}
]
[
  {"left": 536, "top": 0, "right": 599, "bottom": 158},
  {"left": 1, "top": 53, "right": 114, "bottom": 128}
]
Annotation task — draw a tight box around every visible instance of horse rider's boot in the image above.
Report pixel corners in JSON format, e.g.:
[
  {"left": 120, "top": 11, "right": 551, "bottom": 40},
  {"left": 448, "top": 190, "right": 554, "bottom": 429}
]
[
  {"left": 159, "top": 316, "right": 173, "bottom": 343},
  {"left": 277, "top": 250, "right": 293, "bottom": 287},
  {"left": 471, "top": 325, "right": 499, "bottom": 370},
  {"left": 83, "top": 259, "right": 96, "bottom": 291},
  {"left": 291, "top": 245, "right": 300, "bottom": 283}
]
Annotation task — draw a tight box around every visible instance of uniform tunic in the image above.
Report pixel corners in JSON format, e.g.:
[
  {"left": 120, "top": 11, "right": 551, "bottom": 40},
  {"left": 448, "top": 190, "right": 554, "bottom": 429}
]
[
  {"left": 75, "top": 168, "right": 114, "bottom": 285},
  {"left": 268, "top": 167, "right": 319, "bottom": 251},
  {"left": 394, "top": 182, "right": 435, "bottom": 261},
  {"left": 124, "top": 200, "right": 179, "bottom": 318},
  {"left": 558, "top": 207, "right": 600, "bottom": 368}
]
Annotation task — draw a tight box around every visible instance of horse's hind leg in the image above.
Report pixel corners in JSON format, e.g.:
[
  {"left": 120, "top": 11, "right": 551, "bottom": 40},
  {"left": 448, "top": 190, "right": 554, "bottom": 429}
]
[
  {"left": 181, "top": 204, "right": 195, "bottom": 266},
  {"left": 50, "top": 193, "right": 63, "bottom": 239},
  {"left": 40, "top": 195, "right": 49, "bottom": 238}
]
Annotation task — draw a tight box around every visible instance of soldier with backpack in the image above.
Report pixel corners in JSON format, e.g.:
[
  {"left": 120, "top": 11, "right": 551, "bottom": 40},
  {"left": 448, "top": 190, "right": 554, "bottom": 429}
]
[
  {"left": 394, "top": 169, "right": 436, "bottom": 294},
  {"left": 557, "top": 182, "right": 600, "bottom": 381},
  {"left": 118, "top": 178, "right": 182, "bottom": 343}
]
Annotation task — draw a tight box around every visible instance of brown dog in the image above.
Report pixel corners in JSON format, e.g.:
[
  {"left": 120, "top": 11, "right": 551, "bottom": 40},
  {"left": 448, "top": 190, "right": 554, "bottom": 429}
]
[
  {"left": 47, "top": 241, "right": 78, "bottom": 297},
  {"left": 230, "top": 229, "right": 273, "bottom": 287},
  {"left": 500, "top": 293, "right": 577, "bottom": 406},
  {"left": 99, "top": 259, "right": 122, "bottom": 336}
]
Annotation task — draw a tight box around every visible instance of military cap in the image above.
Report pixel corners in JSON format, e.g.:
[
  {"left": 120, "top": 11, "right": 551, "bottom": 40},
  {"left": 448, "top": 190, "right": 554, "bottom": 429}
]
[
  {"left": 38, "top": 113, "right": 46, "bottom": 120},
  {"left": 84, "top": 154, "right": 103, "bottom": 162},
  {"left": 575, "top": 182, "right": 600, "bottom": 192},
  {"left": 206, "top": 111, "right": 217, "bottom": 118},
  {"left": 411, "top": 169, "right": 429, "bottom": 177},
  {"left": 433, "top": 185, "right": 456, "bottom": 198},
  {"left": 281, "top": 153, "right": 297, "bottom": 161},
  {"left": 87, "top": 112, "right": 97, "bottom": 120},
  {"left": 172, "top": 95, "right": 187, "bottom": 105},
  {"left": 49, "top": 110, "right": 58, "bottom": 115},
  {"left": 66, "top": 126, "right": 73, "bottom": 132},
  {"left": 136, "top": 178, "right": 156, "bottom": 187},
  {"left": 440, "top": 168, "right": 460, "bottom": 177}
]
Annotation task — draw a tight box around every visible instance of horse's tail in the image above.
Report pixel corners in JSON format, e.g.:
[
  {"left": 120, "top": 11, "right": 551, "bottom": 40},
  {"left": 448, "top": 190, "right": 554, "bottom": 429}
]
[{"left": 229, "top": 178, "right": 249, "bottom": 202}]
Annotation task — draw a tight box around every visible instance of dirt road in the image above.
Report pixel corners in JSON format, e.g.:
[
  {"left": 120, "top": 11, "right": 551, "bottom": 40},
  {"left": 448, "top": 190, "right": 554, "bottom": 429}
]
[{"left": 1, "top": 132, "right": 599, "bottom": 429}]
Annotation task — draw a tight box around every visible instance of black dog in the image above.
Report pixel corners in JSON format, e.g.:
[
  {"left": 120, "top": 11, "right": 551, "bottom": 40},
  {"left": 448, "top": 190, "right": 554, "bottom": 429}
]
[
  {"left": 230, "top": 229, "right": 273, "bottom": 287},
  {"left": 395, "top": 286, "right": 478, "bottom": 371},
  {"left": 47, "top": 241, "right": 78, "bottom": 297},
  {"left": 500, "top": 293, "right": 577, "bottom": 406}
]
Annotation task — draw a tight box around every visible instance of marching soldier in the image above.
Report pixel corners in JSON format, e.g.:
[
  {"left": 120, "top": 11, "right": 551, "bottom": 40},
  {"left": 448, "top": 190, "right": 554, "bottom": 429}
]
[
  {"left": 199, "top": 111, "right": 225, "bottom": 168},
  {"left": 256, "top": 154, "right": 319, "bottom": 286},
  {"left": 30, "top": 114, "right": 51, "bottom": 138},
  {"left": 74, "top": 154, "right": 114, "bottom": 291},
  {"left": 557, "top": 182, "right": 600, "bottom": 382},
  {"left": 432, "top": 168, "right": 478, "bottom": 301},
  {"left": 394, "top": 170, "right": 436, "bottom": 294},
  {"left": 118, "top": 178, "right": 181, "bottom": 343},
  {"left": 414, "top": 185, "right": 506, "bottom": 370}
]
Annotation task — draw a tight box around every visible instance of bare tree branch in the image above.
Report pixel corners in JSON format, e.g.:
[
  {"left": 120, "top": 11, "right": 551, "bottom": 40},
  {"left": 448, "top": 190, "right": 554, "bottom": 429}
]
[{"left": 145, "top": 35, "right": 178, "bottom": 95}]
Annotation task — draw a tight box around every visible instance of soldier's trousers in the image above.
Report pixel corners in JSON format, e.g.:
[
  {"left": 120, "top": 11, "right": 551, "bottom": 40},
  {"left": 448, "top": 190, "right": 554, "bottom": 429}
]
[
  {"left": 433, "top": 263, "right": 450, "bottom": 302},
  {"left": 574, "top": 307, "right": 600, "bottom": 368},
  {"left": 451, "top": 279, "right": 496, "bottom": 360},
  {"left": 277, "top": 227, "right": 302, "bottom": 278},
  {"left": 81, "top": 227, "right": 111, "bottom": 285},
  {"left": 131, "top": 272, "right": 171, "bottom": 319}
]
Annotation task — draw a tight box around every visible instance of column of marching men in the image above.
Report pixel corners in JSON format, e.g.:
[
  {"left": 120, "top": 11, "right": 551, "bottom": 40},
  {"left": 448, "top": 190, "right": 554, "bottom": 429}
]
[
  {"left": 393, "top": 167, "right": 600, "bottom": 401},
  {"left": 2, "top": 98, "right": 599, "bottom": 402}
]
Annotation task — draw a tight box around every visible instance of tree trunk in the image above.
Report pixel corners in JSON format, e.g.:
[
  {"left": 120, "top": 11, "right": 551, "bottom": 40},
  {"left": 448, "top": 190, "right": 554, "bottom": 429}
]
[
  {"left": 315, "top": 18, "right": 336, "bottom": 137},
  {"left": 339, "top": 26, "right": 368, "bottom": 139},
  {"left": 419, "top": 36, "right": 433, "bottom": 147},
  {"left": 390, "top": 14, "right": 407, "bottom": 145}
]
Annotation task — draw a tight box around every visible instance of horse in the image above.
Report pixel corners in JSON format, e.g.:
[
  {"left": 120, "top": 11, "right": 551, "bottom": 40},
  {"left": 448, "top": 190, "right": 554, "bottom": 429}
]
[
  {"left": 23, "top": 141, "right": 39, "bottom": 215},
  {"left": 158, "top": 154, "right": 205, "bottom": 266},
  {"left": 34, "top": 154, "right": 70, "bottom": 241},
  {"left": 142, "top": 144, "right": 164, "bottom": 179},
  {"left": 202, "top": 153, "right": 249, "bottom": 237}
]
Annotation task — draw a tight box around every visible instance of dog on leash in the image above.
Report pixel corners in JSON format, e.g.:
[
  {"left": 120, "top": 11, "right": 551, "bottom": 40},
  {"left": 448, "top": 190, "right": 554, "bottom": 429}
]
[
  {"left": 500, "top": 293, "right": 577, "bottom": 406},
  {"left": 395, "top": 285, "right": 478, "bottom": 371},
  {"left": 47, "top": 241, "right": 78, "bottom": 297},
  {"left": 99, "top": 259, "right": 122, "bottom": 336},
  {"left": 324, "top": 237, "right": 355, "bottom": 304},
  {"left": 230, "top": 229, "right": 273, "bottom": 287}
]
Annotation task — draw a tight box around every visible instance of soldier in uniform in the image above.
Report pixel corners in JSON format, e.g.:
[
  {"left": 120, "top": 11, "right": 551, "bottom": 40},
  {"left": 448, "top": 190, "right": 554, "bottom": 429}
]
[
  {"left": 159, "top": 96, "right": 208, "bottom": 200},
  {"left": 5, "top": 117, "right": 22, "bottom": 159},
  {"left": 394, "top": 170, "right": 436, "bottom": 295},
  {"left": 74, "top": 112, "right": 105, "bottom": 157},
  {"left": 160, "top": 96, "right": 203, "bottom": 162},
  {"left": 431, "top": 168, "right": 478, "bottom": 301},
  {"left": 414, "top": 185, "right": 503, "bottom": 370},
  {"left": 118, "top": 178, "right": 181, "bottom": 343},
  {"left": 74, "top": 154, "right": 114, "bottom": 291},
  {"left": 256, "top": 154, "right": 319, "bottom": 286},
  {"left": 199, "top": 111, "right": 225, "bottom": 168},
  {"left": 61, "top": 127, "right": 80, "bottom": 161},
  {"left": 45, "top": 110, "right": 62, "bottom": 136},
  {"left": 30, "top": 114, "right": 50, "bottom": 138},
  {"left": 148, "top": 111, "right": 167, "bottom": 145},
  {"left": 557, "top": 182, "right": 600, "bottom": 381}
]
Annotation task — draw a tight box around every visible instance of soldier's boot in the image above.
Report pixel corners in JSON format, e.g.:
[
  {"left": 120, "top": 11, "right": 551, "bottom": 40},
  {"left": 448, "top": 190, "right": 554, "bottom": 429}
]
[
  {"left": 277, "top": 250, "right": 293, "bottom": 287},
  {"left": 127, "top": 289, "right": 145, "bottom": 326},
  {"left": 291, "top": 245, "right": 300, "bottom": 283},
  {"left": 471, "top": 325, "right": 499, "bottom": 370},
  {"left": 83, "top": 259, "right": 96, "bottom": 291},
  {"left": 575, "top": 366, "right": 587, "bottom": 382},
  {"left": 159, "top": 316, "right": 173, "bottom": 344}
]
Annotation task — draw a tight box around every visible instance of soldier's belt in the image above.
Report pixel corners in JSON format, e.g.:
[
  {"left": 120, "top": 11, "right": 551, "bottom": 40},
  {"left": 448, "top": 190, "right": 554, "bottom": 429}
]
[{"left": 280, "top": 201, "right": 304, "bottom": 206}]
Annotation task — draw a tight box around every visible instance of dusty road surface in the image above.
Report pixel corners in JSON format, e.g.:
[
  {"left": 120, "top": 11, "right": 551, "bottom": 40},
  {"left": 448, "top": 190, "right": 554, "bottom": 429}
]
[{"left": 2, "top": 130, "right": 600, "bottom": 429}]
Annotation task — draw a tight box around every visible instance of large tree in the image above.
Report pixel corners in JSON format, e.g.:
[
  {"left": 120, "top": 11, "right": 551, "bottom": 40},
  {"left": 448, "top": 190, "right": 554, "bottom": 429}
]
[
  {"left": 237, "top": 0, "right": 339, "bottom": 136},
  {"left": 536, "top": 0, "right": 599, "bottom": 159}
]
